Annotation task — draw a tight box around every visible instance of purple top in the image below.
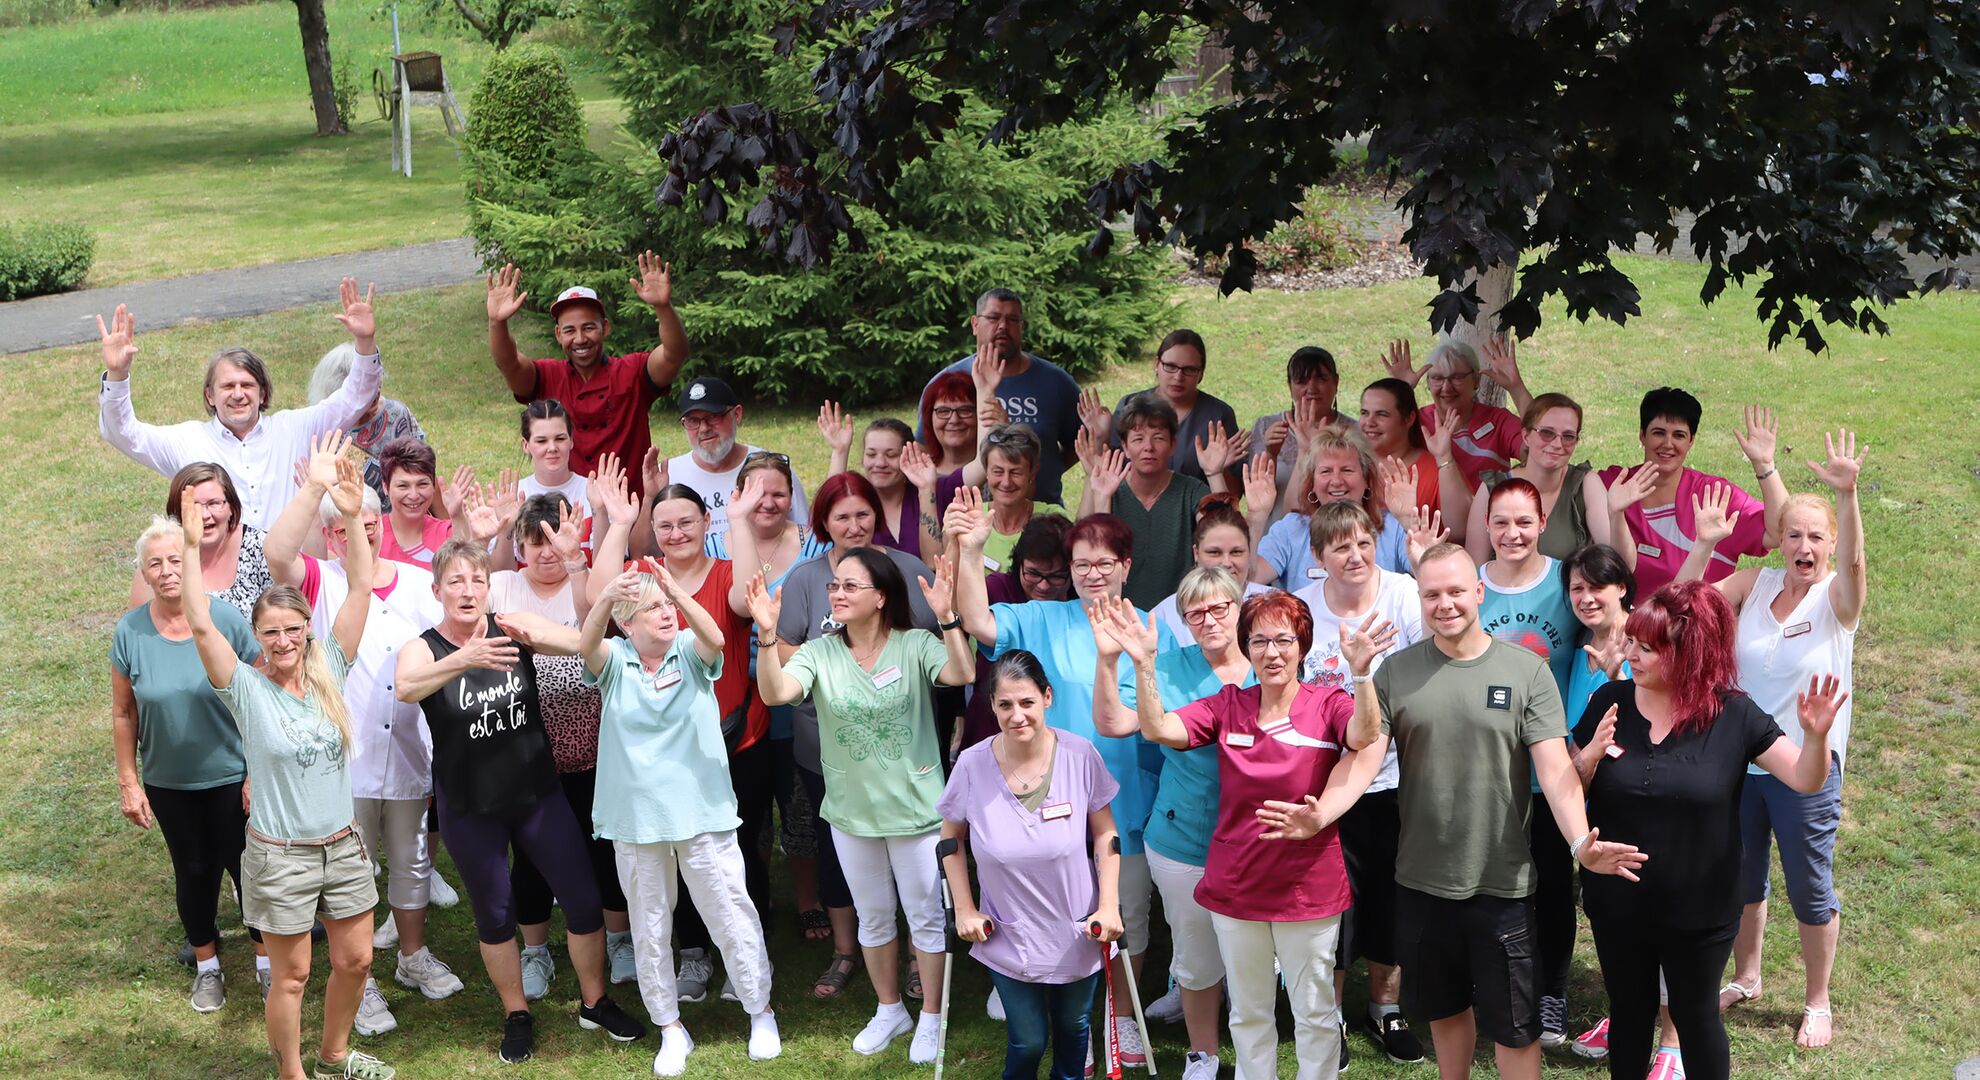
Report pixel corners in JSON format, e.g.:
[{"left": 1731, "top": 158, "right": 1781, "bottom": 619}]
[
  {"left": 872, "top": 480, "right": 923, "bottom": 561},
  {"left": 937, "top": 731, "right": 1118, "bottom": 984}
]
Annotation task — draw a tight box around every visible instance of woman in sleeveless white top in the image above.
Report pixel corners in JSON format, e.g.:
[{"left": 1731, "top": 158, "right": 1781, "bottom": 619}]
[{"left": 1676, "top": 428, "right": 1865, "bottom": 1051}]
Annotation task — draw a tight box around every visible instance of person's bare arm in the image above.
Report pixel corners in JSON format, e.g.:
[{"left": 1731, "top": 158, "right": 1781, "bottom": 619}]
[
  {"left": 325, "top": 458, "right": 374, "bottom": 662},
  {"left": 631, "top": 251, "right": 690, "bottom": 389},
  {"left": 111, "top": 669, "right": 151, "bottom": 828},
  {"left": 743, "top": 570, "right": 805, "bottom": 704},
  {"left": 394, "top": 631, "right": 519, "bottom": 703},
  {"left": 176, "top": 492, "right": 239, "bottom": 692},
  {"left": 486, "top": 264, "right": 540, "bottom": 399},
  {"left": 1733, "top": 405, "right": 1792, "bottom": 548},
  {"left": 578, "top": 572, "right": 627, "bottom": 676},
  {"left": 1807, "top": 428, "right": 1867, "bottom": 629},
  {"left": 1752, "top": 675, "right": 1846, "bottom": 794},
  {"left": 948, "top": 489, "right": 1000, "bottom": 644}
]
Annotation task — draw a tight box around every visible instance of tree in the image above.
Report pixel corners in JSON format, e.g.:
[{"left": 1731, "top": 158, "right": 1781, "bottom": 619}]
[
  {"left": 435, "top": 0, "right": 561, "bottom": 50},
  {"left": 293, "top": 0, "right": 345, "bottom": 136},
  {"left": 653, "top": 1, "right": 1980, "bottom": 352}
]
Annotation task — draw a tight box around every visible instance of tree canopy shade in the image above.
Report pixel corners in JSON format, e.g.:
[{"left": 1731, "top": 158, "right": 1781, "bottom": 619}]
[{"left": 652, "top": 0, "right": 1980, "bottom": 352}]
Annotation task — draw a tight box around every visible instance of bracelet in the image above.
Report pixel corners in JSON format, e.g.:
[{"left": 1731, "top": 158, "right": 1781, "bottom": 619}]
[
  {"left": 1351, "top": 672, "right": 1374, "bottom": 684},
  {"left": 1436, "top": 458, "right": 1455, "bottom": 469},
  {"left": 1569, "top": 831, "right": 1593, "bottom": 861},
  {"left": 757, "top": 635, "right": 778, "bottom": 648},
  {"left": 1753, "top": 463, "right": 1777, "bottom": 481}
]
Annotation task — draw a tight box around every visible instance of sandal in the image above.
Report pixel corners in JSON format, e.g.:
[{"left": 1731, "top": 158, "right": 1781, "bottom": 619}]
[
  {"left": 1718, "top": 978, "right": 1760, "bottom": 1011},
  {"left": 798, "top": 907, "right": 832, "bottom": 941},
  {"left": 813, "top": 952, "right": 858, "bottom": 999},
  {"left": 905, "top": 956, "right": 923, "bottom": 1002},
  {"left": 1797, "top": 1006, "right": 1833, "bottom": 1049}
]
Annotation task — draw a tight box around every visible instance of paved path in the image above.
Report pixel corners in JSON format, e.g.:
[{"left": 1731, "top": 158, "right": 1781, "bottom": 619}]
[{"left": 0, "top": 238, "right": 481, "bottom": 355}]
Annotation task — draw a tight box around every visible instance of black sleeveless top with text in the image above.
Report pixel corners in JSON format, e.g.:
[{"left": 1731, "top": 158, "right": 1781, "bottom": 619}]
[{"left": 417, "top": 616, "right": 560, "bottom": 816}]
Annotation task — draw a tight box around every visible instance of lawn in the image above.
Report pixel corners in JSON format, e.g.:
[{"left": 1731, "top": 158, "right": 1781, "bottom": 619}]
[
  {"left": 0, "top": 1, "right": 630, "bottom": 286},
  {"left": 0, "top": 257, "right": 1974, "bottom": 1078}
]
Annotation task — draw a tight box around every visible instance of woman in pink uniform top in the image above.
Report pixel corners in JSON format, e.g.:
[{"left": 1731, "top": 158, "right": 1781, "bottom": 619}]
[{"left": 1102, "top": 590, "right": 1395, "bottom": 1080}]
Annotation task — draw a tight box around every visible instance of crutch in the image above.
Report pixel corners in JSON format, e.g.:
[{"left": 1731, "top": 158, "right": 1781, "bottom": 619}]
[
  {"left": 1091, "top": 835, "right": 1158, "bottom": 1076},
  {"left": 934, "top": 836, "right": 989, "bottom": 1080}
]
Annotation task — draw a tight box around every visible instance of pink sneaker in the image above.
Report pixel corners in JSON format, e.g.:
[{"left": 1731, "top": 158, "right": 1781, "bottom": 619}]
[
  {"left": 1645, "top": 1048, "right": 1687, "bottom": 1080},
  {"left": 1571, "top": 1017, "right": 1610, "bottom": 1060}
]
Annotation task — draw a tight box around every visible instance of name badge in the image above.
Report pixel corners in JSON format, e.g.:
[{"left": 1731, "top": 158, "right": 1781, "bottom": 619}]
[
  {"left": 651, "top": 669, "right": 682, "bottom": 691},
  {"left": 1782, "top": 621, "right": 1812, "bottom": 639},
  {"left": 1637, "top": 543, "right": 1663, "bottom": 559},
  {"left": 1604, "top": 744, "right": 1624, "bottom": 759},
  {"left": 1472, "top": 421, "right": 1496, "bottom": 438},
  {"left": 1305, "top": 567, "right": 1323, "bottom": 579},
  {"left": 1226, "top": 732, "right": 1255, "bottom": 748},
  {"left": 983, "top": 555, "right": 1002, "bottom": 571},
  {"left": 871, "top": 664, "right": 902, "bottom": 689},
  {"left": 1040, "top": 802, "right": 1072, "bottom": 821}
]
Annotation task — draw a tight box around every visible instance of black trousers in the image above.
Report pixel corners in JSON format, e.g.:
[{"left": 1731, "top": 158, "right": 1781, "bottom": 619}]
[
  {"left": 1588, "top": 913, "right": 1738, "bottom": 1080},
  {"left": 147, "top": 782, "right": 261, "bottom": 947},
  {"left": 1526, "top": 791, "right": 1576, "bottom": 1000},
  {"left": 678, "top": 737, "right": 775, "bottom": 950},
  {"left": 513, "top": 769, "right": 627, "bottom": 924}
]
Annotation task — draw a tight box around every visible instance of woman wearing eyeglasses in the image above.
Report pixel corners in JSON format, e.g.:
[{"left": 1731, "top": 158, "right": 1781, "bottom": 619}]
[
  {"left": 1148, "top": 498, "right": 1272, "bottom": 646},
  {"left": 1094, "top": 566, "right": 1254, "bottom": 1080},
  {"left": 747, "top": 549, "right": 976, "bottom": 1062},
  {"left": 1462, "top": 393, "right": 1641, "bottom": 566},
  {"left": 821, "top": 407, "right": 926, "bottom": 560},
  {"left": 952, "top": 493, "right": 1175, "bottom": 1069},
  {"left": 1106, "top": 589, "right": 1394, "bottom": 1080},
  {"left": 1250, "top": 425, "right": 1409, "bottom": 590},
  {"left": 1081, "top": 329, "right": 1240, "bottom": 482},
  {"left": 129, "top": 463, "right": 279, "bottom": 620}
]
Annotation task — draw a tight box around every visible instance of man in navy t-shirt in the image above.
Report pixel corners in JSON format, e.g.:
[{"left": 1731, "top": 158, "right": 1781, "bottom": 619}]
[{"left": 917, "top": 288, "right": 1082, "bottom": 505}]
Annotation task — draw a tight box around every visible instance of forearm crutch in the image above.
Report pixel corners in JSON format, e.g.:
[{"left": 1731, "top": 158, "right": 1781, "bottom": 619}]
[
  {"left": 934, "top": 836, "right": 988, "bottom": 1080},
  {"left": 1092, "top": 835, "right": 1158, "bottom": 1076}
]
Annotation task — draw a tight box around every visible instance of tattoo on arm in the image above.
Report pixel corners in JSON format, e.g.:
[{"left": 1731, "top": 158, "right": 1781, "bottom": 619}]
[{"left": 921, "top": 511, "right": 944, "bottom": 543}]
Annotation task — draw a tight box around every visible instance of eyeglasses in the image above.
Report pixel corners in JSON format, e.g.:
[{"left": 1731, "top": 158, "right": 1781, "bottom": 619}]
[
  {"left": 744, "top": 450, "right": 790, "bottom": 465},
  {"left": 256, "top": 624, "right": 308, "bottom": 641},
  {"left": 1532, "top": 427, "right": 1580, "bottom": 446},
  {"left": 1426, "top": 371, "right": 1476, "bottom": 387},
  {"left": 930, "top": 405, "right": 972, "bottom": 421},
  {"left": 1070, "top": 558, "right": 1121, "bottom": 577},
  {"left": 1020, "top": 565, "right": 1071, "bottom": 586},
  {"left": 1182, "top": 600, "right": 1236, "bottom": 626},
  {"left": 190, "top": 498, "right": 229, "bottom": 514},
  {"left": 1156, "top": 358, "right": 1205, "bottom": 379},
  {"left": 1247, "top": 635, "right": 1302, "bottom": 654},
  {"left": 825, "top": 580, "right": 878, "bottom": 594},
  {"left": 681, "top": 410, "right": 736, "bottom": 429}
]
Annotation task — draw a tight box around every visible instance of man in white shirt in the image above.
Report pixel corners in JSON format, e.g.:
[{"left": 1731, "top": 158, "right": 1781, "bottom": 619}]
[
  {"left": 664, "top": 376, "right": 808, "bottom": 538},
  {"left": 97, "top": 279, "right": 385, "bottom": 530}
]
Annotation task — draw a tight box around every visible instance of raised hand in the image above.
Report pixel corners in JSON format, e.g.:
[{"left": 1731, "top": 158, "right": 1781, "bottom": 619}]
[
  {"left": 1480, "top": 334, "right": 1522, "bottom": 390},
  {"left": 486, "top": 263, "right": 528, "bottom": 323},
  {"left": 1381, "top": 337, "right": 1422, "bottom": 385},
  {"left": 1689, "top": 483, "right": 1740, "bottom": 546},
  {"left": 1581, "top": 703, "right": 1620, "bottom": 763},
  {"left": 1289, "top": 398, "right": 1326, "bottom": 452},
  {"left": 1076, "top": 387, "right": 1113, "bottom": 441},
  {"left": 1378, "top": 455, "right": 1420, "bottom": 521},
  {"left": 592, "top": 460, "right": 637, "bottom": 528},
  {"left": 464, "top": 484, "right": 502, "bottom": 544},
  {"left": 98, "top": 304, "right": 138, "bottom": 378},
  {"left": 1242, "top": 451, "right": 1278, "bottom": 514},
  {"left": 178, "top": 487, "right": 206, "bottom": 549},
  {"left": 1405, "top": 506, "right": 1448, "bottom": 566},
  {"left": 1575, "top": 828, "right": 1648, "bottom": 881},
  {"left": 305, "top": 429, "right": 353, "bottom": 491},
  {"left": 1260, "top": 415, "right": 1290, "bottom": 461},
  {"left": 943, "top": 486, "right": 991, "bottom": 552},
  {"left": 1338, "top": 610, "right": 1399, "bottom": 675},
  {"left": 743, "top": 570, "right": 782, "bottom": 632},
  {"left": 1605, "top": 462, "right": 1660, "bottom": 513},
  {"left": 640, "top": 446, "right": 669, "bottom": 499},
  {"left": 630, "top": 250, "right": 673, "bottom": 308},
  {"left": 1086, "top": 447, "right": 1129, "bottom": 502},
  {"left": 599, "top": 568, "right": 645, "bottom": 607},
  {"left": 329, "top": 456, "right": 366, "bottom": 519},
  {"left": 1796, "top": 673, "right": 1849, "bottom": 742},
  {"left": 1806, "top": 427, "right": 1864, "bottom": 494},
  {"left": 1423, "top": 406, "right": 1459, "bottom": 462},
  {"left": 333, "top": 277, "right": 377, "bottom": 346},
  {"left": 1583, "top": 637, "right": 1627, "bottom": 680},
  {"left": 1256, "top": 795, "right": 1324, "bottom": 841},
  {"left": 492, "top": 612, "right": 554, "bottom": 651},
  {"left": 486, "top": 468, "right": 524, "bottom": 532},
  {"left": 542, "top": 499, "right": 586, "bottom": 562},
  {"left": 442, "top": 463, "right": 477, "bottom": 520},
  {"left": 816, "top": 401, "right": 854, "bottom": 456},
  {"left": 731, "top": 468, "right": 771, "bottom": 521},
  {"left": 1073, "top": 424, "right": 1104, "bottom": 473},
  {"left": 898, "top": 440, "right": 940, "bottom": 490},
  {"left": 1095, "top": 596, "right": 1159, "bottom": 665},
  {"left": 971, "top": 343, "right": 1006, "bottom": 399},
  {"left": 917, "top": 554, "right": 958, "bottom": 617},
  {"left": 1194, "top": 422, "right": 1247, "bottom": 475},
  {"left": 1733, "top": 404, "right": 1779, "bottom": 468},
  {"left": 977, "top": 396, "right": 1009, "bottom": 431},
  {"left": 458, "top": 633, "right": 521, "bottom": 672}
]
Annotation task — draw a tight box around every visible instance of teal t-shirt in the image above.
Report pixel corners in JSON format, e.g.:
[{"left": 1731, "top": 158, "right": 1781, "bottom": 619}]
[
  {"left": 1124, "top": 645, "right": 1256, "bottom": 867},
  {"left": 215, "top": 634, "right": 355, "bottom": 841},
  {"left": 586, "top": 634, "right": 738, "bottom": 844},
  {"left": 786, "top": 629, "right": 951, "bottom": 837},
  {"left": 112, "top": 603, "right": 262, "bottom": 790}
]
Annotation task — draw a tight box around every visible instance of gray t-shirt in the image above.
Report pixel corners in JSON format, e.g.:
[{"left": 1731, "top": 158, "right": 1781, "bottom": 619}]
[
  {"left": 215, "top": 634, "right": 355, "bottom": 841},
  {"left": 112, "top": 603, "right": 262, "bottom": 790},
  {"left": 1373, "top": 637, "right": 1566, "bottom": 901},
  {"left": 924, "top": 354, "right": 1083, "bottom": 504},
  {"left": 776, "top": 549, "right": 939, "bottom": 772},
  {"left": 1110, "top": 389, "right": 1240, "bottom": 481}
]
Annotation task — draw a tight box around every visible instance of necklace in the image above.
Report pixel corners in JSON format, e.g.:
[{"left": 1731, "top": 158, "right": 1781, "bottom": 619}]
[
  {"left": 849, "top": 631, "right": 887, "bottom": 668},
  {"left": 995, "top": 733, "right": 1051, "bottom": 792}
]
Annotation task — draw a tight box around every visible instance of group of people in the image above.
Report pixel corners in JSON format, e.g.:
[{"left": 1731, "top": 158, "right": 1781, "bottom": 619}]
[{"left": 99, "top": 264, "right": 1865, "bottom": 1080}]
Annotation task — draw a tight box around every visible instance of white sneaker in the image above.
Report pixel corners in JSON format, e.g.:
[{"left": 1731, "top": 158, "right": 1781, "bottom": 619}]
[
  {"left": 748, "top": 1011, "right": 783, "bottom": 1061},
  {"left": 852, "top": 1005, "right": 914, "bottom": 1055},
  {"left": 1116, "top": 1015, "right": 1147, "bottom": 1068},
  {"left": 353, "top": 978, "right": 398, "bottom": 1036},
  {"left": 520, "top": 944, "right": 555, "bottom": 1002},
  {"left": 908, "top": 1010, "right": 942, "bottom": 1065},
  {"left": 607, "top": 931, "right": 637, "bottom": 985},
  {"left": 1181, "top": 1050, "right": 1219, "bottom": 1080},
  {"left": 427, "top": 869, "right": 460, "bottom": 908},
  {"left": 676, "top": 948, "right": 714, "bottom": 1004},
  {"left": 1146, "top": 983, "right": 1185, "bottom": 1024},
  {"left": 394, "top": 946, "right": 465, "bottom": 1000},
  {"left": 653, "top": 1023, "right": 693, "bottom": 1077},
  {"left": 986, "top": 985, "right": 1006, "bottom": 1021},
  {"left": 371, "top": 912, "right": 399, "bottom": 951}
]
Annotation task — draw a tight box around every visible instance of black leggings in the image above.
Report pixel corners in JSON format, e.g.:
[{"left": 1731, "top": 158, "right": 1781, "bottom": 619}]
[
  {"left": 513, "top": 769, "right": 627, "bottom": 924},
  {"left": 677, "top": 738, "right": 774, "bottom": 950},
  {"left": 800, "top": 765, "right": 853, "bottom": 908},
  {"left": 147, "top": 782, "right": 261, "bottom": 947},
  {"left": 1588, "top": 914, "right": 1737, "bottom": 1080},
  {"left": 1526, "top": 790, "right": 1576, "bottom": 1000}
]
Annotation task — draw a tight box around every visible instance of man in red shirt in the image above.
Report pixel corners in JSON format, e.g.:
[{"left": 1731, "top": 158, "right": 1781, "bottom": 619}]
[{"left": 486, "top": 251, "right": 689, "bottom": 502}]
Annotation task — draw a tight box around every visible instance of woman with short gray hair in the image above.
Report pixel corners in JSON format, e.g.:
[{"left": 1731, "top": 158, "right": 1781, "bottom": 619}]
[{"left": 309, "top": 343, "right": 425, "bottom": 503}]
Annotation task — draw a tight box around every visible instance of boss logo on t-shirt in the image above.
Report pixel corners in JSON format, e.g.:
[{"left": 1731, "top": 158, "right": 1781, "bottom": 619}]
[{"left": 1486, "top": 686, "right": 1512, "bottom": 711}]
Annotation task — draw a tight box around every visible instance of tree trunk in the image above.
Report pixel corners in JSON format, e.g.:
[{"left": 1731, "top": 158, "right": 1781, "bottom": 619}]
[
  {"left": 293, "top": 0, "right": 347, "bottom": 136},
  {"left": 1443, "top": 261, "right": 1515, "bottom": 407}
]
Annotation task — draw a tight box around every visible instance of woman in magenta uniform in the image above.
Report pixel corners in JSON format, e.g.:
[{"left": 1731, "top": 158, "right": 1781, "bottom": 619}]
[{"left": 1105, "top": 590, "right": 1394, "bottom": 1080}]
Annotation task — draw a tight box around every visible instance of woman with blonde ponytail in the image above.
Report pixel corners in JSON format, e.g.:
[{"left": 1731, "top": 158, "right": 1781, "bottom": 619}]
[{"left": 181, "top": 436, "right": 394, "bottom": 1080}]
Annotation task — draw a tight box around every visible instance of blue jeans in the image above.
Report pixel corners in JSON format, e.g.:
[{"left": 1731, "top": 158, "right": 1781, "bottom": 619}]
[{"left": 988, "top": 969, "right": 1099, "bottom": 1080}]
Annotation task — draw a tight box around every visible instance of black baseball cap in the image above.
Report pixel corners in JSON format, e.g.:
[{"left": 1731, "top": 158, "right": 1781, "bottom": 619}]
[{"left": 678, "top": 376, "right": 739, "bottom": 415}]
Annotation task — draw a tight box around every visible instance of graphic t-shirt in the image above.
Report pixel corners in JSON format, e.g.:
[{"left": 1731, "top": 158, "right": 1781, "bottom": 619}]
[
  {"left": 414, "top": 616, "right": 561, "bottom": 817},
  {"left": 215, "top": 634, "right": 356, "bottom": 841},
  {"left": 1480, "top": 556, "right": 1577, "bottom": 695},
  {"left": 113, "top": 603, "right": 261, "bottom": 790},
  {"left": 1294, "top": 568, "right": 1425, "bottom": 793},
  {"left": 784, "top": 629, "right": 952, "bottom": 837},
  {"left": 665, "top": 446, "right": 810, "bottom": 540}
]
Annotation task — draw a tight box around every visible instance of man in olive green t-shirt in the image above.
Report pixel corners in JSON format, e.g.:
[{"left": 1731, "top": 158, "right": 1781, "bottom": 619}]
[{"left": 1352, "top": 545, "right": 1644, "bottom": 1079}]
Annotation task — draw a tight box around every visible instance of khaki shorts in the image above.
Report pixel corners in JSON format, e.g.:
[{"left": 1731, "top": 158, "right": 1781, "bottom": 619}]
[{"left": 241, "top": 829, "right": 378, "bottom": 935}]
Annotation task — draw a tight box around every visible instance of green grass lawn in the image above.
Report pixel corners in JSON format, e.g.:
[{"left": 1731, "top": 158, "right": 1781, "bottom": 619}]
[
  {"left": 0, "top": 1, "right": 630, "bottom": 286},
  {"left": 1, "top": 258, "right": 1974, "bottom": 1077}
]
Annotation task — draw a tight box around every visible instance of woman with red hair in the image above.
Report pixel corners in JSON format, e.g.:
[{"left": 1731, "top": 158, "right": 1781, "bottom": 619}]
[{"left": 1569, "top": 580, "right": 1846, "bottom": 1080}]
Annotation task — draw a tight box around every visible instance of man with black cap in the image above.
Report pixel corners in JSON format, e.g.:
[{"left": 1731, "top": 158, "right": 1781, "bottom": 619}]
[
  {"left": 666, "top": 375, "right": 810, "bottom": 540},
  {"left": 486, "top": 252, "right": 689, "bottom": 502}
]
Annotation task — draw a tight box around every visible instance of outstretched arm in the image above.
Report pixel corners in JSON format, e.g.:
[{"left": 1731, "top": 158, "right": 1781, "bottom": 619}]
[
  {"left": 178, "top": 490, "right": 241, "bottom": 692},
  {"left": 306, "top": 278, "right": 385, "bottom": 434},
  {"left": 1807, "top": 428, "right": 1867, "bottom": 629},
  {"left": 96, "top": 305, "right": 194, "bottom": 478},
  {"left": 486, "top": 264, "right": 540, "bottom": 400},
  {"left": 631, "top": 251, "right": 690, "bottom": 389},
  {"left": 325, "top": 457, "right": 373, "bottom": 662},
  {"left": 1733, "top": 405, "right": 1792, "bottom": 548}
]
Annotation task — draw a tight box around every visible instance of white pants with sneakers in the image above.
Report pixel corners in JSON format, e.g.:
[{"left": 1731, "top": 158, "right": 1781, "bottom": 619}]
[
  {"left": 353, "top": 796, "right": 431, "bottom": 910},
  {"left": 829, "top": 827, "right": 945, "bottom": 954},
  {"left": 1212, "top": 911, "right": 1342, "bottom": 1080},
  {"left": 615, "top": 831, "right": 772, "bottom": 1025},
  {"left": 1147, "top": 848, "right": 1224, "bottom": 989}
]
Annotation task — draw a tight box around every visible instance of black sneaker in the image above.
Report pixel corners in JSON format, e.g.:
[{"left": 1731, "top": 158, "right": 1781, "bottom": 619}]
[
  {"left": 499, "top": 1010, "right": 536, "bottom": 1064},
  {"left": 578, "top": 994, "right": 646, "bottom": 1042},
  {"left": 1339, "top": 1021, "right": 1351, "bottom": 1072},
  {"left": 1366, "top": 1010, "right": 1426, "bottom": 1064}
]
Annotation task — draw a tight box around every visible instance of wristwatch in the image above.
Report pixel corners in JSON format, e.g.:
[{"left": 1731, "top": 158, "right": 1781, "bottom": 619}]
[{"left": 937, "top": 613, "right": 963, "bottom": 632}]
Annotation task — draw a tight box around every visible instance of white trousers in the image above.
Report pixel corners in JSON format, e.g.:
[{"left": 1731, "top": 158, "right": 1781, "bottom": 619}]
[
  {"left": 353, "top": 796, "right": 430, "bottom": 910},
  {"left": 1212, "top": 911, "right": 1342, "bottom": 1080},
  {"left": 614, "top": 831, "right": 772, "bottom": 1025},
  {"left": 829, "top": 826, "right": 945, "bottom": 954},
  {"left": 1118, "top": 851, "right": 1154, "bottom": 957},
  {"left": 1146, "top": 847, "right": 1223, "bottom": 989}
]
